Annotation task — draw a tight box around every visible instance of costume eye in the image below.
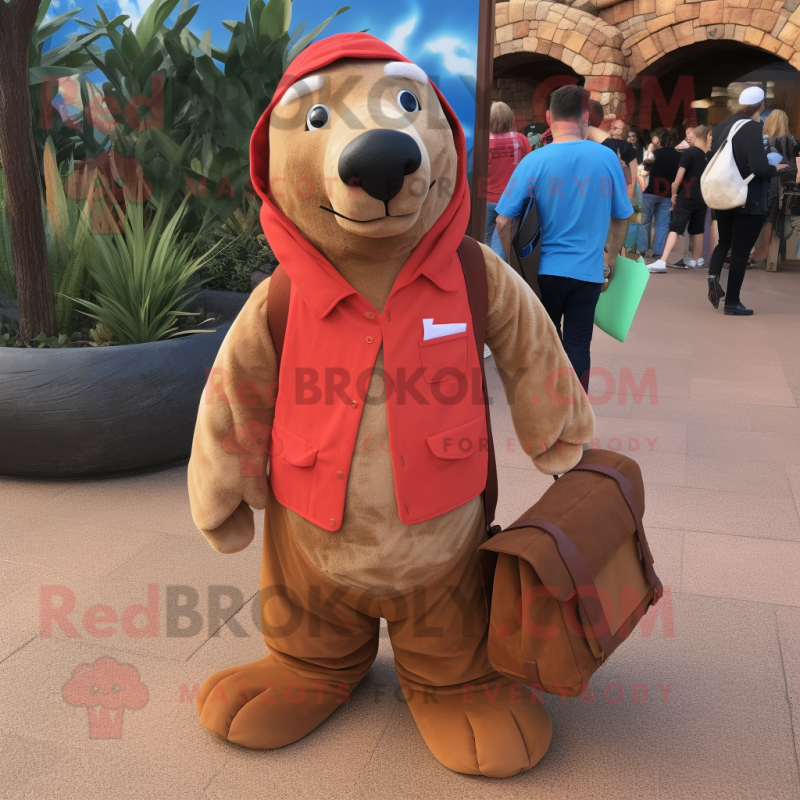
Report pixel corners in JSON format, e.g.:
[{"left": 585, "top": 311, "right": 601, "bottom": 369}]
[
  {"left": 306, "top": 104, "right": 330, "bottom": 130},
  {"left": 397, "top": 90, "right": 420, "bottom": 113}
]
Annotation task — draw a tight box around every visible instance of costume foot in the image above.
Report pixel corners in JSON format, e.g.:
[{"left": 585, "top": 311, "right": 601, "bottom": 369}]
[
  {"left": 197, "top": 654, "right": 355, "bottom": 749},
  {"left": 405, "top": 677, "right": 552, "bottom": 777}
]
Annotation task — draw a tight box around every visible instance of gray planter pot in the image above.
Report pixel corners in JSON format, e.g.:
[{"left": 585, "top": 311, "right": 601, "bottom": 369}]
[{"left": 0, "top": 290, "right": 249, "bottom": 478}]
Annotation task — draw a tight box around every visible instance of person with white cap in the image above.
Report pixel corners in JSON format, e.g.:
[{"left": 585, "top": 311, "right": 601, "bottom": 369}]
[{"left": 706, "top": 85, "right": 787, "bottom": 315}]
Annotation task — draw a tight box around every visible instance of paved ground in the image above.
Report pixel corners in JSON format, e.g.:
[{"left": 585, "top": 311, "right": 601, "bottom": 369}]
[{"left": 2, "top": 267, "right": 800, "bottom": 799}]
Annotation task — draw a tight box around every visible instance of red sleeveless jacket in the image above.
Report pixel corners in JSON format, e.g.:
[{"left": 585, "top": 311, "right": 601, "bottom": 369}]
[
  {"left": 269, "top": 250, "right": 487, "bottom": 530},
  {"left": 250, "top": 33, "right": 484, "bottom": 530}
]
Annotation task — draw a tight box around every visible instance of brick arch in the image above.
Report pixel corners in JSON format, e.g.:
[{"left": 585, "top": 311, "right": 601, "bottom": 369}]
[
  {"left": 605, "top": 1, "right": 800, "bottom": 74},
  {"left": 495, "top": 0, "right": 631, "bottom": 80}
]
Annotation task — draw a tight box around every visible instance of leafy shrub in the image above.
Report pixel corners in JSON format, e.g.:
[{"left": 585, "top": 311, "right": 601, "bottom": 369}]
[
  {"left": 0, "top": 319, "right": 115, "bottom": 348},
  {"left": 71, "top": 200, "right": 217, "bottom": 344},
  {"left": 42, "top": 138, "right": 96, "bottom": 334},
  {"left": 30, "top": 0, "right": 109, "bottom": 169},
  {"left": 195, "top": 232, "right": 274, "bottom": 293},
  {"left": 78, "top": 0, "right": 349, "bottom": 237}
]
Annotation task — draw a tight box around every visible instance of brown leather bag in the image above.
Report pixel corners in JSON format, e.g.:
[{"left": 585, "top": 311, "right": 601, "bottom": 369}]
[{"left": 479, "top": 449, "right": 662, "bottom": 697}]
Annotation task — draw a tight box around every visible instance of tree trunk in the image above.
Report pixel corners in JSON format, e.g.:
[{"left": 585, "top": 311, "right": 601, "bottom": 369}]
[{"left": 0, "top": 0, "right": 57, "bottom": 338}]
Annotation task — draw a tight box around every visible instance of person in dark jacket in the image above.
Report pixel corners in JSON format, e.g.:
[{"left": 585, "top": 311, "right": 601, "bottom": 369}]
[
  {"left": 638, "top": 128, "right": 682, "bottom": 268},
  {"left": 706, "top": 86, "right": 787, "bottom": 315}
]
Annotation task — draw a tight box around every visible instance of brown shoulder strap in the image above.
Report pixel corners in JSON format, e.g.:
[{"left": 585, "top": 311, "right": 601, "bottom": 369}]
[
  {"left": 457, "top": 235, "right": 499, "bottom": 533},
  {"left": 267, "top": 265, "right": 291, "bottom": 363}
]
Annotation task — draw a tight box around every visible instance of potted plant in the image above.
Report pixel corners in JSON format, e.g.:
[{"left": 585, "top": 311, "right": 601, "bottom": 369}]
[{"left": 0, "top": 0, "right": 348, "bottom": 477}]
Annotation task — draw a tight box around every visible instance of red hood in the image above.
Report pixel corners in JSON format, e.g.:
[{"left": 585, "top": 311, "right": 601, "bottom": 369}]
[{"left": 249, "top": 32, "right": 470, "bottom": 303}]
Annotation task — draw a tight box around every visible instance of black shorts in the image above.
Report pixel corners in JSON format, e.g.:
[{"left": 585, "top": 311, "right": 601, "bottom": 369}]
[{"left": 670, "top": 206, "right": 706, "bottom": 235}]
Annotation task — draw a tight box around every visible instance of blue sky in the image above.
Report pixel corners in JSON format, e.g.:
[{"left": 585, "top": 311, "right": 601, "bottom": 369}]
[{"left": 52, "top": 0, "right": 481, "bottom": 155}]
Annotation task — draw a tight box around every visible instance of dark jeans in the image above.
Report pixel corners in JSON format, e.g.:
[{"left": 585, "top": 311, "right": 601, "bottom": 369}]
[
  {"left": 708, "top": 210, "right": 765, "bottom": 307},
  {"left": 538, "top": 275, "right": 603, "bottom": 392}
]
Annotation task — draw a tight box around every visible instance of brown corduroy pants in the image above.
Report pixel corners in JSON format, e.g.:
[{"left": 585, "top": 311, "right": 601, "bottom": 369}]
[{"left": 197, "top": 488, "right": 552, "bottom": 777}]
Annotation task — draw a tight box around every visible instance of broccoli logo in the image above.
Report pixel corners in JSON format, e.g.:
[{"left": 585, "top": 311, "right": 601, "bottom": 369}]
[
  {"left": 62, "top": 656, "right": 148, "bottom": 739},
  {"left": 221, "top": 419, "right": 277, "bottom": 477}
]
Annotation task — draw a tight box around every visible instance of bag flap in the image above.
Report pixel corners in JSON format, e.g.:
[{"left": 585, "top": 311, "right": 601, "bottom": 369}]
[
  {"left": 480, "top": 450, "right": 644, "bottom": 600},
  {"left": 480, "top": 526, "right": 574, "bottom": 599}
]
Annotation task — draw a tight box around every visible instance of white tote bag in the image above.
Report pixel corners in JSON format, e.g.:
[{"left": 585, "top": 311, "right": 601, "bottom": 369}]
[{"left": 701, "top": 119, "right": 755, "bottom": 210}]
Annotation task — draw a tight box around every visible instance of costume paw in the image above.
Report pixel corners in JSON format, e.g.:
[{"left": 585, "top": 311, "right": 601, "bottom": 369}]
[
  {"left": 405, "top": 677, "right": 552, "bottom": 777},
  {"left": 197, "top": 654, "right": 354, "bottom": 749},
  {"left": 200, "top": 502, "right": 256, "bottom": 554}
]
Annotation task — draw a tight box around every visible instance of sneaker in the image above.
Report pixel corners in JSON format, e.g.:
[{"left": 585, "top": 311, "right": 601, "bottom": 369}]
[
  {"left": 648, "top": 259, "right": 667, "bottom": 273},
  {"left": 695, "top": 258, "right": 705, "bottom": 268},
  {"left": 672, "top": 258, "right": 687, "bottom": 268},
  {"left": 687, "top": 259, "right": 697, "bottom": 268}
]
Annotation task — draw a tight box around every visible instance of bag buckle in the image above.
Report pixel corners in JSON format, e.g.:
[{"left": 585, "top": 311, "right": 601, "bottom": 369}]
[{"left": 652, "top": 582, "right": 664, "bottom": 604}]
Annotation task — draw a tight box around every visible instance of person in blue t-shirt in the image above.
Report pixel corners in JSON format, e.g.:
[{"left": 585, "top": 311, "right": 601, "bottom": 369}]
[{"left": 495, "top": 85, "right": 633, "bottom": 392}]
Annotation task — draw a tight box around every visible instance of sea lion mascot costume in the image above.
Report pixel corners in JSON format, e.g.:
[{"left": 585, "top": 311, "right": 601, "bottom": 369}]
[{"left": 188, "top": 32, "right": 595, "bottom": 777}]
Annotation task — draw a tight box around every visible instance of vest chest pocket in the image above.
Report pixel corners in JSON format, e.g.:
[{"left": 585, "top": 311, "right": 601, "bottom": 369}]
[{"left": 418, "top": 331, "right": 468, "bottom": 384}]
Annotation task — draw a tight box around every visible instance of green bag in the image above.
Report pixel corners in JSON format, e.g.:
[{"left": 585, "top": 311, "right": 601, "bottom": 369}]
[{"left": 594, "top": 255, "right": 650, "bottom": 342}]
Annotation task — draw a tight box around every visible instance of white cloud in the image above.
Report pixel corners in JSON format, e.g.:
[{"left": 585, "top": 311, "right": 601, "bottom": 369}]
[
  {"left": 423, "top": 36, "right": 476, "bottom": 78},
  {"left": 117, "top": 0, "right": 156, "bottom": 31},
  {"left": 386, "top": 14, "right": 418, "bottom": 55}
]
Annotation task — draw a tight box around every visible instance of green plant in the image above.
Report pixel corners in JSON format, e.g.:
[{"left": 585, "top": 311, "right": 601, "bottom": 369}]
[
  {"left": 71, "top": 199, "right": 217, "bottom": 344},
  {"left": 222, "top": 196, "right": 261, "bottom": 238},
  {"left": 29, "top": 0, "right": 110, "bottom": 167},
  {"left": 41, "top": 137, "right": 98, "bottom": 333},
  {"left": 31, "top": 331, "right": 70, "bottom": 347},
  {"left": 196, "top": 227, "right": 274, "bottom": 293},
  {"left": 0, "top": 320, "right": 115, "bottom": 347},
  {"left": 77, "top": 0, "right": 348, "bottom": 234}
]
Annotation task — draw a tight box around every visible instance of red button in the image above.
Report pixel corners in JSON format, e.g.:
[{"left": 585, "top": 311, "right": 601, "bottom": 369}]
[
  {"left": 351, "top": 400, "right": 358, "bottom": 409},
  {"left": 365, "top": 312, "right": 375, "bottom": 319},
  {"left": 366, "top": 336, "right": 374, "bottom": 344}
]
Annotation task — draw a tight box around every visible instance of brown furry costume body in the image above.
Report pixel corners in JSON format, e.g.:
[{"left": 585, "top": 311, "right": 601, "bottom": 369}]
[{"left": 188, "top": 36, "right": 595, "bottom": 777}]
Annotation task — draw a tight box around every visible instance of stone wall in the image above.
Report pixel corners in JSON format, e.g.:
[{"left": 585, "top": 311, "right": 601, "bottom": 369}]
[
  {"left": 495, "top": 1, "right": 628, "bottom": 79},
  {"left": 599, "top": 0, "right": 800, "bottom": 74},
  {"left": 495, "top": 0, "right": 800, "bottom": 82},
  {"left": 492, "top": 77, "right": 539, "bottom": 127}
]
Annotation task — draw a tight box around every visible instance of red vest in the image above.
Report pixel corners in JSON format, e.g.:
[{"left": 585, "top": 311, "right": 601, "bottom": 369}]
[{"left": 270, "top": 252, "right": 488, "bottom": 531}]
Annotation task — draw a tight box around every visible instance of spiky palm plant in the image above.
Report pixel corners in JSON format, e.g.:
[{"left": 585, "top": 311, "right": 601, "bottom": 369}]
[{"left": 71, "top": 199, "right": 217, "bottom": 344}]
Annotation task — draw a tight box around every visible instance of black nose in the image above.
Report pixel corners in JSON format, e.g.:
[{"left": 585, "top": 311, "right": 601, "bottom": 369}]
[{"left": 338, "top": 129, "right": 422, "bottom": 203}]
